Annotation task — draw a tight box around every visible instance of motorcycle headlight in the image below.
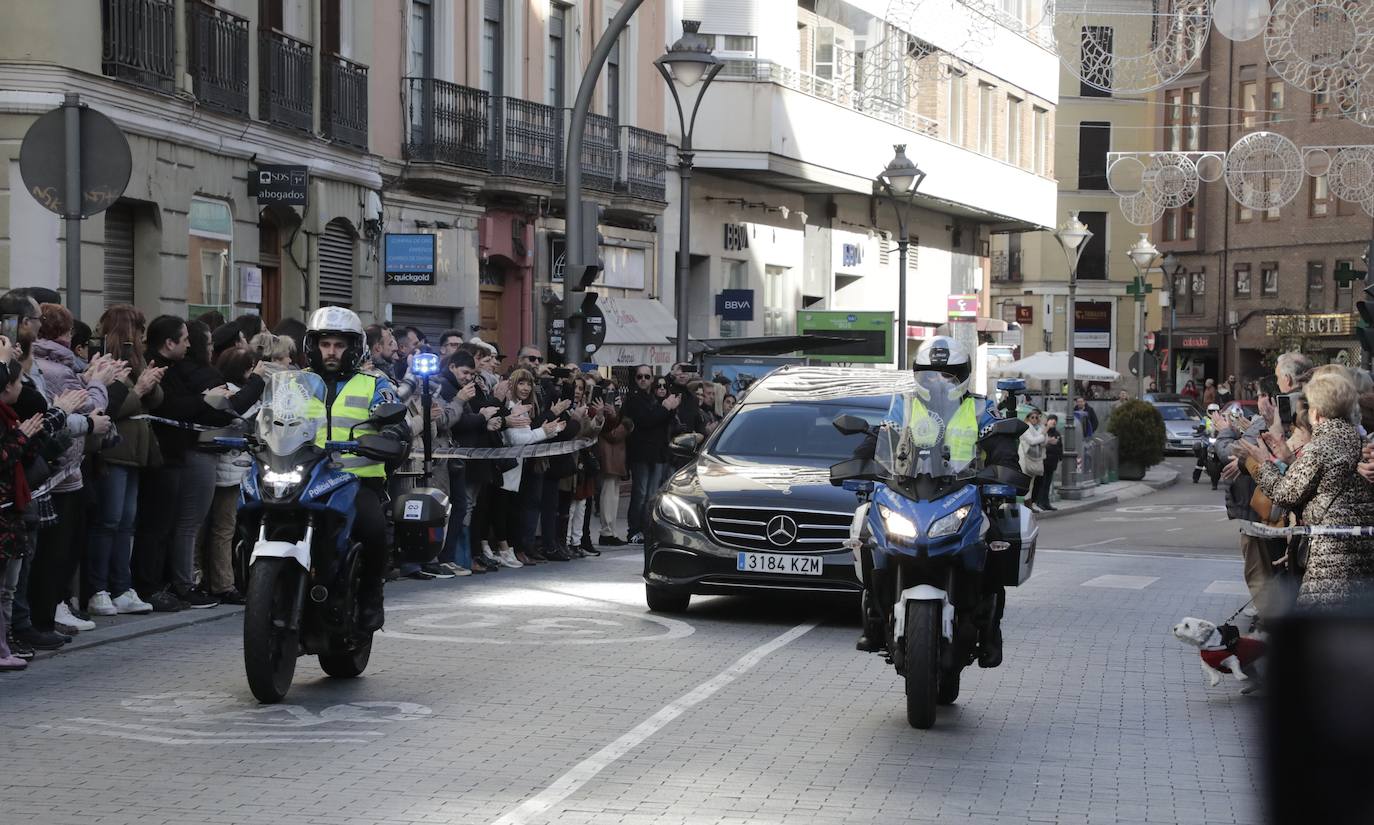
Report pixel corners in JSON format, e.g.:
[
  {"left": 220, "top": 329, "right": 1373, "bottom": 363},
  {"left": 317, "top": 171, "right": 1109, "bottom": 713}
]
[
  {"left": 261, "top": 468, "right": 304, "bottom": 499},
  {"left": 928, "top": 505, "right": 973, "bottom": 538},
  {"left": 656, "top": 493, "right": 702, "bottom": 530},
  {"left": 877, "top": 504, "right": 918, "bottom": 539}
]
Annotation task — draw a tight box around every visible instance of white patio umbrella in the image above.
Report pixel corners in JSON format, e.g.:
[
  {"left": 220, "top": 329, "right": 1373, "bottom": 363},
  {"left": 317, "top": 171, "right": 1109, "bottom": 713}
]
[{"left": 1001, "top": 351, "right": 1121, "bottom": 383}]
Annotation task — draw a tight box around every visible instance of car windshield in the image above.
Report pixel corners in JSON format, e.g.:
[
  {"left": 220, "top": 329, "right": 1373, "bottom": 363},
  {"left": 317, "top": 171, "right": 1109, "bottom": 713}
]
[
  {"left": 1156, "top": 405, "right": 1197, "bottom": 421},
  {"left": 257, "top": 371, "right": 324, "bottom": 455},
  {"left": 711, "top": 402, "right": 886, "bottom": 461}
]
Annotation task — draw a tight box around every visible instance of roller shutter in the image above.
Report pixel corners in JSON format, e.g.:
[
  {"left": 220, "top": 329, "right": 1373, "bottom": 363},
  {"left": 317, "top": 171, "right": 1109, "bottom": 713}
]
[
  {"left": 103, "top": 203, "right": 135, "bottom": 307},
  {"left": 391, "top": 304, "right": 459, "bottom": 347},
  {"left": 318, "top": 219, "right": 355, "bottom": 307}
]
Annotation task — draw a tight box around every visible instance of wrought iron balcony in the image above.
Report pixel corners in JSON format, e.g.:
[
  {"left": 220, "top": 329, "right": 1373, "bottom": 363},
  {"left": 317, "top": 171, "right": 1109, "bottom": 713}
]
[
  {"left": 404, "top": 77, "right": 489, "bottom": 170},
  {"left": 575, "top": 113, "right": 617, "bottom": 194},
  {"left": 620, "top": 126, "right": 667, "bottom": 201},
  {"left": 322, "top": 54, "right": 368, "bottom": 151},
  {"left": 101, "top": 0, "right": 176, "bottom": 93},
  {"left": 259, "top": 29, "right": 313, "bottom": 133},
  {"left": 186, "top": 1, "right": 249, "bottom": 117},
  {"left": 489, "top": 97, "right": 560, "bottom": 182}
]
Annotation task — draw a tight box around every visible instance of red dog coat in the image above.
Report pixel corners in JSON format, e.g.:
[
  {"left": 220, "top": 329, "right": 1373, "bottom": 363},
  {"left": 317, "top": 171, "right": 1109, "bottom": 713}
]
[{"left": 1201, "top": 636, "right": 1266, "bottom": 673}]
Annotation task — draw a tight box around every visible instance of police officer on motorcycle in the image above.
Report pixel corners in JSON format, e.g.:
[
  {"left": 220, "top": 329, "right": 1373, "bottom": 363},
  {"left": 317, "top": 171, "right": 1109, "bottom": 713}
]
[
  {"left": 302, "top": 307, "right": 409, "bottom": 632},
  {"left": 854, "top": 336, "right": 1013, "bottom": 663}
]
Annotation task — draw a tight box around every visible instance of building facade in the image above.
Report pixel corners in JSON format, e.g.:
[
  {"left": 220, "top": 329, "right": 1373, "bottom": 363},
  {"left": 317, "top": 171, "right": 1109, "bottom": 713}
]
[
  {"left": 1, "top": 0, "right": 671, "bottom": 363},
  {"left": 664, "top": 0, "right": 1058, "bottom": 373}
]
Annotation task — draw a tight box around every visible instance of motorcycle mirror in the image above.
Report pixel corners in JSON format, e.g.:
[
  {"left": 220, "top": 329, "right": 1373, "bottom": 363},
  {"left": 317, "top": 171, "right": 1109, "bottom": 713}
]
[
  {"left": 832, "top": 414, "right": 872, "bottom": 436},
  {"left": 369, "top": 402, "right": 408, "bottom": 427},
  {"left": 355, "top": 434, "right": 406, "bottom": 462}
]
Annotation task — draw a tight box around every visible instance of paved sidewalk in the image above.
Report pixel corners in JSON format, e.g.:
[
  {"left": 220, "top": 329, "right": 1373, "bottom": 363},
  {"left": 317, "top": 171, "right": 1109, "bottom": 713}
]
[{"left": 1034, "top": 463, "right": 1179, "bottom": 520}]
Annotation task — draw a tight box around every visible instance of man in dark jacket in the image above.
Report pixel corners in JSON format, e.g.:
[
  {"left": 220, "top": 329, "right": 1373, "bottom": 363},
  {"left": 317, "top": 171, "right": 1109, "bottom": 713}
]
[
  {"left": 1035, "top": 414, "right": 1063, "bottom": 510},
  {"left": 622, "top": 365, "right": 680, "bottom": 543},
  {"left": 1216, "top": 413, "right": 1283, "bottom": 616},
  {"left": 438, "top": 350, "right": 502, "bottom": 574}
]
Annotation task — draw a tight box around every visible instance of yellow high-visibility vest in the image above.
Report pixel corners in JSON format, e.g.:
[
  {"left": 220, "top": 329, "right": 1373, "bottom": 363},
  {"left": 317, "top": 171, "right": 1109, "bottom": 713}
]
[
  {"left": 305, "top": 372, "right": 386, "bottom": 478},
  {"left": 907, "top": 395, "right": 979, "bottom": 465}
]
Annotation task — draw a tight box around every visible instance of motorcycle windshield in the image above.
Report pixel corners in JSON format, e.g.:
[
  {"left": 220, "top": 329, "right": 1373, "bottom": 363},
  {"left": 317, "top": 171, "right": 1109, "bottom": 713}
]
[
  {"left": 257, "top": 371, "right": 324, "bottom": 456},
  {"left": 875, "top": 372, "right": 973, "bottom": 481}
]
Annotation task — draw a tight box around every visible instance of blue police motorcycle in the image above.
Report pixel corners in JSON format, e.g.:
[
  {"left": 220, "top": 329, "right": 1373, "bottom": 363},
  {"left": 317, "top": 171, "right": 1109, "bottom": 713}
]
[
  {"left": 830, "top": 372, "right": 1038, "bottom": 728},
  {"left": 207, "top": 371, "right": 444, "bottom": 703}
]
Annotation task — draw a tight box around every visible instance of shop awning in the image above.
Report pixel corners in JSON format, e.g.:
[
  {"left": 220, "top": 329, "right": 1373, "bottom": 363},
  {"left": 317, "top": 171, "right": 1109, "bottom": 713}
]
[
  {"left": 674, "top": 334, "right": 865, "bottom": 357},
  {"left": 591, "top": 297, "right": 681, "bottom": 370}
]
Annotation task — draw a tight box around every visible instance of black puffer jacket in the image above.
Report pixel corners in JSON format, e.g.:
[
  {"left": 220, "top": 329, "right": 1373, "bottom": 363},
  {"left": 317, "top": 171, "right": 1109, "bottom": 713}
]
[{"left": 623, "top": 389, "right": 672, "bottom": 465}]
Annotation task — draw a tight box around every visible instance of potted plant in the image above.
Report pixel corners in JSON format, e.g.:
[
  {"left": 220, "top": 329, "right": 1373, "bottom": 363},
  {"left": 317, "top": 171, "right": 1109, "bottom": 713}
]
[{"left": 1106, "top": 399, "right": 1165, "bottom": 481}]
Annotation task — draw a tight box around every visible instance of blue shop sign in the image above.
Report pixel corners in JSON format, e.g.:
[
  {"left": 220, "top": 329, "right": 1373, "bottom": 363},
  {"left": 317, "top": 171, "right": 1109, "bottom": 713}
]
[
  {"left": 384, "top": 233, "right": 436, "bottom": 285},
  {"left": 715, "top": 289, "right": 755, "bottom": 321}
]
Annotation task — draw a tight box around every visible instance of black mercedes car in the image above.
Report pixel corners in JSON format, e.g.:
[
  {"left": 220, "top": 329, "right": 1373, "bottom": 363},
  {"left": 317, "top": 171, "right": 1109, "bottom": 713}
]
[{"left": 642, "top": 366, "right": 907, "bottom": 613}]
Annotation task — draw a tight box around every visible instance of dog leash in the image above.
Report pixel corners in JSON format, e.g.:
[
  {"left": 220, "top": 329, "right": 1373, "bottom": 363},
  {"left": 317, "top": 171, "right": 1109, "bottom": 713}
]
[{"left": 1221, "top": 597, "right": 1254, "bottom": 626}]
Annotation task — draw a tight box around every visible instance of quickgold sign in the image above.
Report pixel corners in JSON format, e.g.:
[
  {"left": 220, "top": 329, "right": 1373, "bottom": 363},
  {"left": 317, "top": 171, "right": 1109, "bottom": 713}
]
[{"left": 1265, "top": 313, "right": 1355, "bottom": 338}]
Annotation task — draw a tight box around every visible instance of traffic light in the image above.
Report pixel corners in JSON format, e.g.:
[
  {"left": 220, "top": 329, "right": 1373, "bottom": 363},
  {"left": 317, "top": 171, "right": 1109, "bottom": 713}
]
[
  {"left": 1357, "top": 300, "right": 1374, "bottom": 359},
  {"left": 561, "top": 200, "right": 604, "bottom": 359}
]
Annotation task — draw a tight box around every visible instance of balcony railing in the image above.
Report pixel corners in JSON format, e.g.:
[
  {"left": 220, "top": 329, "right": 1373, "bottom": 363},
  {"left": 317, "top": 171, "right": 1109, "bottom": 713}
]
[
  {"left": 621, "top": 126, "right": 667, "bottom": 201},
  {"left": 489, "top": 97, "right": 560, "bottom": 182},
  {"left": 259, "top": 29, "right": 313, "bottom": 132},
  {"left": 577, "top": 113, "right": 618, "bottom": 193},
  {"left": 186, "top": 1, "right": 249, "bottom": 117},
  {"left": 720, "top": 59, "right": 940, "bottom": 139},
  {"left": 101, "top": 0, "right": 176, "bottom": 93},
  {"left": 322, "top": 54, "right": 368, "bottom": 150},
  {"left": 405, "top": 77, "right": 489, "bottom": 169}
]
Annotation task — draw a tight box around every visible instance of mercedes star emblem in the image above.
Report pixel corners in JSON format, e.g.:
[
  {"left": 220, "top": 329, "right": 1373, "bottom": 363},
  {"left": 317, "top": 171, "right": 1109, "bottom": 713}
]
[{"left": 765, "top": 515, "right": 799, "bottom": 547}]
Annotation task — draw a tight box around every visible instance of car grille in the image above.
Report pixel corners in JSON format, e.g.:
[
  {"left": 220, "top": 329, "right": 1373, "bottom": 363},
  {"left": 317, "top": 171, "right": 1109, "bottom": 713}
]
[{"left": 705, "top": 506, "right": 854, "bottom": 553}]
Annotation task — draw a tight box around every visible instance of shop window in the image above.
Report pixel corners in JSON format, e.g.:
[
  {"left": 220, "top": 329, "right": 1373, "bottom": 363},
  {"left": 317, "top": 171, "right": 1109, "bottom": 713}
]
[{"left": 188, "top": 197, "right": 235, "bottom": 320}]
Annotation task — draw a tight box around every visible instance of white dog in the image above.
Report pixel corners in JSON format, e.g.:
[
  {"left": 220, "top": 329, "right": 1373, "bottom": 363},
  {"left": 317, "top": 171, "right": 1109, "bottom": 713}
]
[{"left": 1172, "top": 616, "right": 1267, "bottom": 688}]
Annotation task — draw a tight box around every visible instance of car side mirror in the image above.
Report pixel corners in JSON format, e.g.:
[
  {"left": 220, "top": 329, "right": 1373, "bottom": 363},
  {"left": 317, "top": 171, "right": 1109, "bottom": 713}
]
[
  {"left": 832, "top": 414, "right": 871, "bottom": 436},
  {"left": 669, "top": 432, "right": 704, "bottom": 461}
]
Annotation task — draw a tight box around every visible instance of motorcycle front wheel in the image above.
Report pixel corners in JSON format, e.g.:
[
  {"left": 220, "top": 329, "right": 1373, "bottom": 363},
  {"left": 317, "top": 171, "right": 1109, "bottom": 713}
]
[
  {"left": 244, "top": 558, "right": 301, "bottom": 704},
  {"left": 321, "top": 552, "right": 373, "bottom": 678},
  {"left": 904, "top": 601, "right": 941, "bottom": 729}
]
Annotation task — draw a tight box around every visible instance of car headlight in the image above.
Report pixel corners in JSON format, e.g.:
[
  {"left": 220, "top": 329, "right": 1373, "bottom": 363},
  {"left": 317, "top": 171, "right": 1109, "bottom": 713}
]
[
  {"left": 928, "top": 505, "right": 973, "bottom": 538},
  {"left": 261, "top": 468, "right": 304, "bottom": 498},
  {"left": 656, "top": 493, "right": 702, "bottom": 530},
  {"left": 877, "top": 504, "right": 918, "bottom": 539}
]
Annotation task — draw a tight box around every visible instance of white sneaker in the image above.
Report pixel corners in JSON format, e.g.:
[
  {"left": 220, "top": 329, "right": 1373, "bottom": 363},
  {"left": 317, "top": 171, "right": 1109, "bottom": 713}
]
[
  {"left": 497, "top": 549, "right": 524, "bottom": 569},
  {"left": 112, "top": 589, "right": 154, "bottom": 614},
  {"left": 55, "top": 602, "right": 96, "bottom": 631},
  {"left": 87, "top": 591, "right": 117, "bottom": 616}
]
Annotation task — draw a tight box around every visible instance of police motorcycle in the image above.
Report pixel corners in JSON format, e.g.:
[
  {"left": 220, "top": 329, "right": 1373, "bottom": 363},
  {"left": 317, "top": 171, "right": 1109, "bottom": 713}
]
[
  {"left": 829, "top": 372, "right": 1038, "bottom": 729},
  {"left": 205, "top": 368, "right": 447, "bottom": 703},
  {"left": 1192, "top": 404, "right": 1222, "bottom": 488}
]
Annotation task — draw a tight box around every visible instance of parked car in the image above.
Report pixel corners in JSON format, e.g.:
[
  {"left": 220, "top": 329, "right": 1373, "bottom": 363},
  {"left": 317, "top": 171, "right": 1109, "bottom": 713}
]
[
  {"left": 642, "top": 366, "right": 909, "bottom": 613},
  {"left": 1150, "top": 401, "right": 1204, "bottom": 454}
]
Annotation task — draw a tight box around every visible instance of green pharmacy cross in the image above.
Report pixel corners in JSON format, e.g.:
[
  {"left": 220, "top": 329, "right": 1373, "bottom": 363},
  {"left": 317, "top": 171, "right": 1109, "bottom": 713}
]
[
  {"left": 1126, "top": 276, "right": 1154, "bottom": 302},
  {"left": 1335, "top": 261, "right": 1366, "bottom": 288}
]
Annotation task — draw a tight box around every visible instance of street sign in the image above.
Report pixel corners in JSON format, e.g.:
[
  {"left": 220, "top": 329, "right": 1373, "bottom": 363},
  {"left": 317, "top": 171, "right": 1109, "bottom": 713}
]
[
  {"left": 19, "top": 104, "right": 131, "bottom": 218},
  {"left": 1128, "top": 351, "right": 1158, "bottom": 377},
  {"left": 384, "top": 233, "right": 436, "bottom": 285},
  {"left": 795, "top": 310, "right": 893, "bottom": 364},
  {"left": 715, "top": 289, "right": 754, "bottom": 321},
  {"left": 248, "top": 164, "right": 309, "bottom": 205},
  {"left": 947, "top": 294, "right": 979, "bottom": 319},
  {"left": 547, "top": 302, "right": 606, "bottom": 361}
]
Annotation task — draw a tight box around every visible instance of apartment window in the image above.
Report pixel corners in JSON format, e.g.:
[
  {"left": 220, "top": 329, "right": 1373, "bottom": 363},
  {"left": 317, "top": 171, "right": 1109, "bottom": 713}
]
[
  {"left": 1313, "top": 89, "right": 1332, "bottom": 121},
  {"left": 1077, "top": 122, "right": 1110, "bottom": 190},
  {"left": 606, "top": 29, "right": 622, "bottom": 126},
  {"left": 1164, "top": 87, "right": 1200, "bottom": 151},
  {"left": 1336, "top": 260, "right": 1355, "bottom": 311},
  {"left": 814, "top": 26, "right": 836, "bottom": 81},
  {"left": 482, "top": 0, "right": 504, "bottom": 96},
  {"left": 1310, "top": 174, "right": 1330, "bottom": 217},
  {"left": 1175, "top": 269, "right": 1205, "bottom": 315},
  {"left": 948, "top": 72, "right": 967, "bottom": 145},
  {"left": 1241, "top": 77, "right": 1259, "bottom": 129},
  {"left": 719, "top": 259, "right": 750, "bottom": 338},
  {"left": 409, "top": 0, "right": 432, "bottom": 78},
  {"left": 1080, "top": 26, "right": 1113, "bottom": 97},
  {"left": 978, "top": 83, "right": 996, "bottom": 155},
  {"left": 1006, "top": 95, "right": 1022, "bottom": 166},
  {"left": 1077, "top": 211, "right": 1108, "bottom": 279},
  {"left": 1262, "top": 262, "right": 1279, "bottom": 296},
  {"left": 763, "top": 265, "right": 789, "bottom": 336},
  {"left": 1307, "top": 261, "right": 1324, "bottom": 311},
  {"left": 548, "top": 3, "right": 567, "bottom": 109},
  {"left": 1234, "top": 263, "right": 1251, "bottom": 297},
  {"left": 1033, "top": 106, "right": 1049, "bottom": 174},
  {"left": 1267, "top": 78, "right": 1284, "bottom": 123},
  {"left": 1164, "top": 198, "right": 1197, "bottom": 242},
  {"left": 1238, "top": 202, "right": 1253, "bottom": 222}
]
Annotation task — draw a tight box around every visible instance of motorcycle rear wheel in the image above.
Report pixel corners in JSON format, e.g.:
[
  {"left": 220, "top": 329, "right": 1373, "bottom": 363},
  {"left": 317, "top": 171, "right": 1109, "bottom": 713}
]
[
  {"left": 244, "top": 558, "right": 300, "bottom": 704},
  {"left": 904, "top": 601, "right": 941, "bottom": 729}
]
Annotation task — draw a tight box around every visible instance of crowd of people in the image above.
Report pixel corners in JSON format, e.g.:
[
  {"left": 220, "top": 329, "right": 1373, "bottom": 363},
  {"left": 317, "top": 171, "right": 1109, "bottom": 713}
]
[{"left": 0, "top": 287, "right": 731, "bottom": 671}]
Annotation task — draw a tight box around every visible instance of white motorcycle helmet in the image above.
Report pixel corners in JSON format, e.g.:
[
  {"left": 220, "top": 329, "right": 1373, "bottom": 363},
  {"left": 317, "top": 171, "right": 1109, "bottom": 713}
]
[
  {"left": 912, "top": 336, "right": 972, "bottom": 395},
  {"left": 304, "top": 306, "right": 367, "bottom": 373}
]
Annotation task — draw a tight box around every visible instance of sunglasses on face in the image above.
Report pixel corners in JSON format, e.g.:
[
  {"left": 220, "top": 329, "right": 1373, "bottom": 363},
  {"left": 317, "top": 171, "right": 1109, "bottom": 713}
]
[
  {"left": 524, "top": 355, "right": 543, "bottom": 363},
  {"left": 636, "top": 374, "right": 652, "bottom": 381}
]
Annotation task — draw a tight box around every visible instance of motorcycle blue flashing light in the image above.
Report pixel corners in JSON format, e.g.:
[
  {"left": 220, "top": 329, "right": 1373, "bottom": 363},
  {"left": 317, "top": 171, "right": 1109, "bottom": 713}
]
[{"left": 412, "top": 352, "right": 440, "bottom": 377}]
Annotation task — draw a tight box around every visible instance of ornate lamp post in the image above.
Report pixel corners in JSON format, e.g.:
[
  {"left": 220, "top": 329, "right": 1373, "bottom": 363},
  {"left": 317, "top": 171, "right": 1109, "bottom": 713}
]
[
  {"left": 1054, "top": 211, "right": 1093, "bottom": 494},
  {"left": 1160, "top": 252, "right": 1179, "bottom": 392},
  {"left": 655, "top": 21, "right": 724, "bottom": 364},
  {"left": 1126, "top": 233, "right": 1160, "bottom": 399},
  {"left": 877, "top": 145, "right": 926, "bottom": 367}
]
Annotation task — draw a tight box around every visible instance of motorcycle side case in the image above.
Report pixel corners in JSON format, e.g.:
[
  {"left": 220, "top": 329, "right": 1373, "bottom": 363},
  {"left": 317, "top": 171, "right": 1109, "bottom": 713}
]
[
  {"left": 391, "top": 487, "right": 451, "bottom": 563},
  {"left": 985, "top": 503, "right": 1037, "bottom": 587}
]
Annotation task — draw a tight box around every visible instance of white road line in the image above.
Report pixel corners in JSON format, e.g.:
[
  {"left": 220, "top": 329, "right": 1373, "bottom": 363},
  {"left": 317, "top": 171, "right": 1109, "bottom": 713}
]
[
  {"left": 1071, "top": 537, "right": 1127, "bottom": 548},
  {"left": 1204, "top": 580, "right": 1251, "bottom": 596},
  {"left": 1081, "top": 574, "right": 1160, "bottom": 590},
  {"left": 1040, "top": 548, "right": 1242, "bottom": 563},
  {"left": 488, "top": 620, "right": 820, "bottom": 825}
]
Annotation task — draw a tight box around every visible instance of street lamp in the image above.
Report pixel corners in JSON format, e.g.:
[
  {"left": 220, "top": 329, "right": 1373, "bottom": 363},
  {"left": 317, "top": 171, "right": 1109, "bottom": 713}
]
[
  {"left": 656, "top": 20, "right": 724, "bottom": 365},
  {"left": 1054, "top": 211, "right": 1093, "bottom": 496},
  {"left": 1161, "top": 252, "right": 1179, "bottom": 392},
  {"left": 1126, "top": 233, "right": 1159, "bottom": 399},
  {"left": 877, "top": 145, "right": 926, "bottom": 367}
]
